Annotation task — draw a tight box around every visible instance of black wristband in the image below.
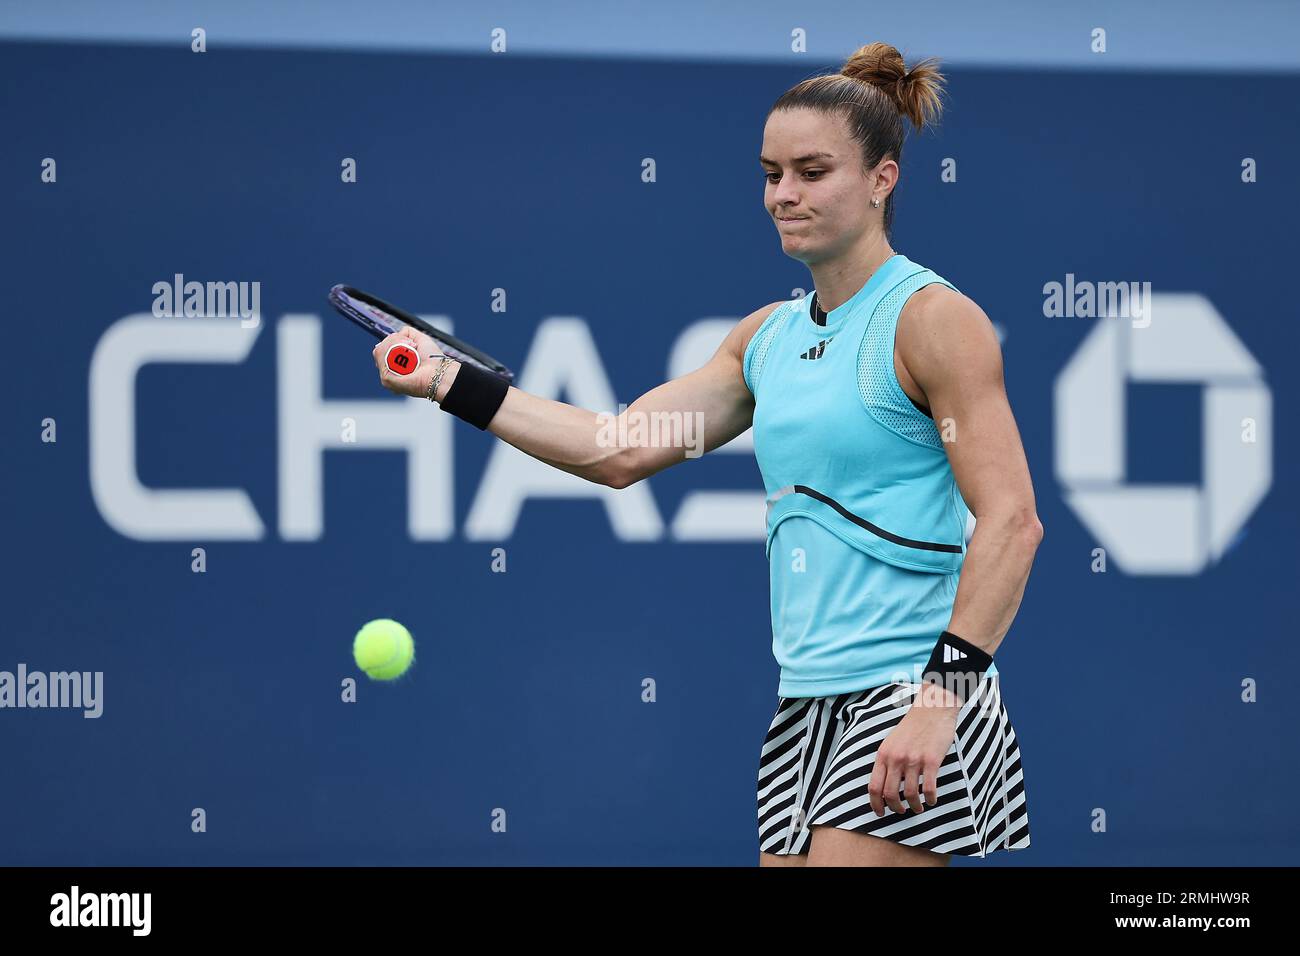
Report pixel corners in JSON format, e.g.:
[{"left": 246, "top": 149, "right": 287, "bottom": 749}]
[
  {"left": 921, "top": 630, "right": 994, "bottom": 704},
  {"left": 438, "top": 362, "right": 509, "bottom": 430}
]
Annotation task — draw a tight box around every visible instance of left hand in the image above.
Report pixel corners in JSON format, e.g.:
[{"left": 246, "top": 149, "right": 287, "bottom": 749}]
[
  {"left": 868, "top": 682, "right": 962, "bottom": 816},
  {"left": 372, "top": 326, "right": 445, "bottom": 399}
]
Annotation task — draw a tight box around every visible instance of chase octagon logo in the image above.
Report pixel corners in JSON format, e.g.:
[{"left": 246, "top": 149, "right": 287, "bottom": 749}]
[{"left": 1054, "top": 293, "right": 1272, "bottom": 576}]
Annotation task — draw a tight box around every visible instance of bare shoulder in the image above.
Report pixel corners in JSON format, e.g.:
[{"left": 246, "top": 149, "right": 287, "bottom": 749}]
[
  {"left": 726, "top": 300, "right": 788, "bottom": 360},
  {"left": 896, "top": 284, "right": 1001, "bottom": 378},
  {"left": 898, "top": 284, "right": 992, "bottom": 339}
]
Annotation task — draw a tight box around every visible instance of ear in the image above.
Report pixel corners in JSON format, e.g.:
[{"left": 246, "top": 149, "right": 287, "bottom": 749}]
[{"left": 873, "top": 156, "right": 900, "bottom": 199}]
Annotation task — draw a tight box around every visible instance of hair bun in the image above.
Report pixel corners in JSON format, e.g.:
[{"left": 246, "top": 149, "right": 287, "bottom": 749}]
[{"left": 841, "top": 42, "right": 945, "bottom": 132}]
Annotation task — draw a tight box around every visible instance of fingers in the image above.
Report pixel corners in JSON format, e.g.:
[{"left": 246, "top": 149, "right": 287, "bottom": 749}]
[
  {"left": 881, "top": 760, "right": 905, "bottom": 815},
  {"left": 869, "top": 755, "right": 904, "bottom": 816},
  {"left": 922, "top": 758, "right": 940, "bottom": 807},
  {"left": 870, "top": 751, "right": 935, "bottom": 817},
  {"left": 372, "top": 331, "right": 442, "bottom": 400},
  {"left": 901, "top": 759, "right": 925, "bottom": 814},
  {"left": 868, "top": 754, "right": 884, "bottom": 817},
  {"left": 374, "top": 330, "right": 416, "bottom": 356},
  {"left": 391, "top": 324, "right": 432, "bottom": 353},
  {"left": 372, "top": 331, "right": 419, "bottom": 378},
  {"left": 372, "top": 340, "right": 396, "bottom": 390},
  {"left": 371, "top": 334, "right": 406, "bottom": 394}
]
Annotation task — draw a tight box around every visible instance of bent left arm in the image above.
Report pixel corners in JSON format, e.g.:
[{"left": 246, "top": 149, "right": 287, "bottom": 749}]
[
  {"left": 866, "top": 287, "right": 1046, "bottom": 817},
  {"left": 897, "top": 286, "right": 1044, "bottom": 663}
]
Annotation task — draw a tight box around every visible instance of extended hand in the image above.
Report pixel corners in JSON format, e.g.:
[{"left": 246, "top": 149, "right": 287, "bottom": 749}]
[
  {"left": 868, "top": 683, "right": 961, "bottom": 816},
  {"left": 372, "top": 326, "right": 444, "bottom": 399}
]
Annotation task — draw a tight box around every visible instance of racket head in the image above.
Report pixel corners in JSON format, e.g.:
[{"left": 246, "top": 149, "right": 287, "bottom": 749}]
[{"left": 328, "top": 284, "right": 514, "bottom": 383}]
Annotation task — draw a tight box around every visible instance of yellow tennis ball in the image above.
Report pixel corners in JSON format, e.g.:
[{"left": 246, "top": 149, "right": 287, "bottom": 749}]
[{"left": 352, "top": 619, "right": 415, "bottom": 681}]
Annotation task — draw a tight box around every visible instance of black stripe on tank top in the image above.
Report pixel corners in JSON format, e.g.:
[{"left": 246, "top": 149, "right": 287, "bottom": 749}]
[{"left": 790, "top": 485, "right": 964, "bottom": 554}]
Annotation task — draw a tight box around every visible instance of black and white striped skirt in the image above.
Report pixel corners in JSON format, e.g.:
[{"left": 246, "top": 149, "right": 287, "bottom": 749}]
[{"left": 757, "top": 676, "right": 1030, "bottom": 858}]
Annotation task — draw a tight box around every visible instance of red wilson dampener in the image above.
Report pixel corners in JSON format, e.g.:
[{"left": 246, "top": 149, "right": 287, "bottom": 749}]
[{"left": 384, "top": 342, "right": 420, "bottom": 376}]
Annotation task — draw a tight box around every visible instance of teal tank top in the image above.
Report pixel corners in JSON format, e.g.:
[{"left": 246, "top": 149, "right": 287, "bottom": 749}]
[{"left": 743, "top": 253, "right": 997, "bottom": 697}]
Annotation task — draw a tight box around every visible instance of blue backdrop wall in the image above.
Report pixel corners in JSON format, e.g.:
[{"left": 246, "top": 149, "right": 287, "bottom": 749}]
[{"left": 2, "top": 41, "right": 1296, "bottom": 865}]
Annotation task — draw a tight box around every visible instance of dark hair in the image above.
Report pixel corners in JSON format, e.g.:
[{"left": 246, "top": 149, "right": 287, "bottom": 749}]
[{"left": 768, "top": 42, "right": 946, "bottom": 237}]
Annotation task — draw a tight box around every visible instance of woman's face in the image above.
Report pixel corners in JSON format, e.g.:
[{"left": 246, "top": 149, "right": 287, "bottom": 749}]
[{"left": 761, "top": 108, "right": 882, "bottom": 264}]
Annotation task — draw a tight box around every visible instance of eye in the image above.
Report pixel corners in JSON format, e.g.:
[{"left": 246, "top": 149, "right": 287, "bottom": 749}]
[{"left": 763, "top": 170, "right": 825, "bottom": 183}]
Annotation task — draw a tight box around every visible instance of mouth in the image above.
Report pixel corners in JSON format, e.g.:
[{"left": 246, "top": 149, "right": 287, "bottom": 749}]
[{"left": 777, "top": 216, "right": 809, "bottom": 223}]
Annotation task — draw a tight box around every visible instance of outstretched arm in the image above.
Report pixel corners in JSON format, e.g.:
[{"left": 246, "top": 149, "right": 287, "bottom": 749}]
[{"left": 372, "top": 301, "right": 783, "bottom": 488}]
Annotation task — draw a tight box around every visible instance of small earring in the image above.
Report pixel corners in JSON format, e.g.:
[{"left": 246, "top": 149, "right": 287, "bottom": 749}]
[{"left": 871, "top": 197, "right": 881, "bottom": 208}]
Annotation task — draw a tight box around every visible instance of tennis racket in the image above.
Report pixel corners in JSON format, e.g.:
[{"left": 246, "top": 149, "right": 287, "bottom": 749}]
[{"left": 327, "top": 284, "right": 514, "bottom": 383}]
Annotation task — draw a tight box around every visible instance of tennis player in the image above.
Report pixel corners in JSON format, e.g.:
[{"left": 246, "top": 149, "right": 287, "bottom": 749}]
[{"left": 372, "top": 41, "right": 1040, "bottom": 868}]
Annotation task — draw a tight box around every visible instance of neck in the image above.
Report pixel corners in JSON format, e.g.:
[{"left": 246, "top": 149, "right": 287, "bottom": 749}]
[{"left": 810, "top": 232, "right": 896, "bottom": 314}]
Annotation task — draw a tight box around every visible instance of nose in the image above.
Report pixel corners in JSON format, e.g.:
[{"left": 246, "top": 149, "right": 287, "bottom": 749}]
[{"left": 770, "top": 172, "right": 802, "bottom": 210}]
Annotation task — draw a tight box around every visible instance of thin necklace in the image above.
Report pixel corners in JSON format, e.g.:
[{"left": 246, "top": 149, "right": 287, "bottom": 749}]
[{"left": 814, "top": 249, "right": 896, "bottom": 323}]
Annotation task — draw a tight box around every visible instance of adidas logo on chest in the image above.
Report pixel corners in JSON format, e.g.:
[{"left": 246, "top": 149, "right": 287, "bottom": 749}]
[{"left": 799, "top": 337, "right": 833, "bottom": 360}]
